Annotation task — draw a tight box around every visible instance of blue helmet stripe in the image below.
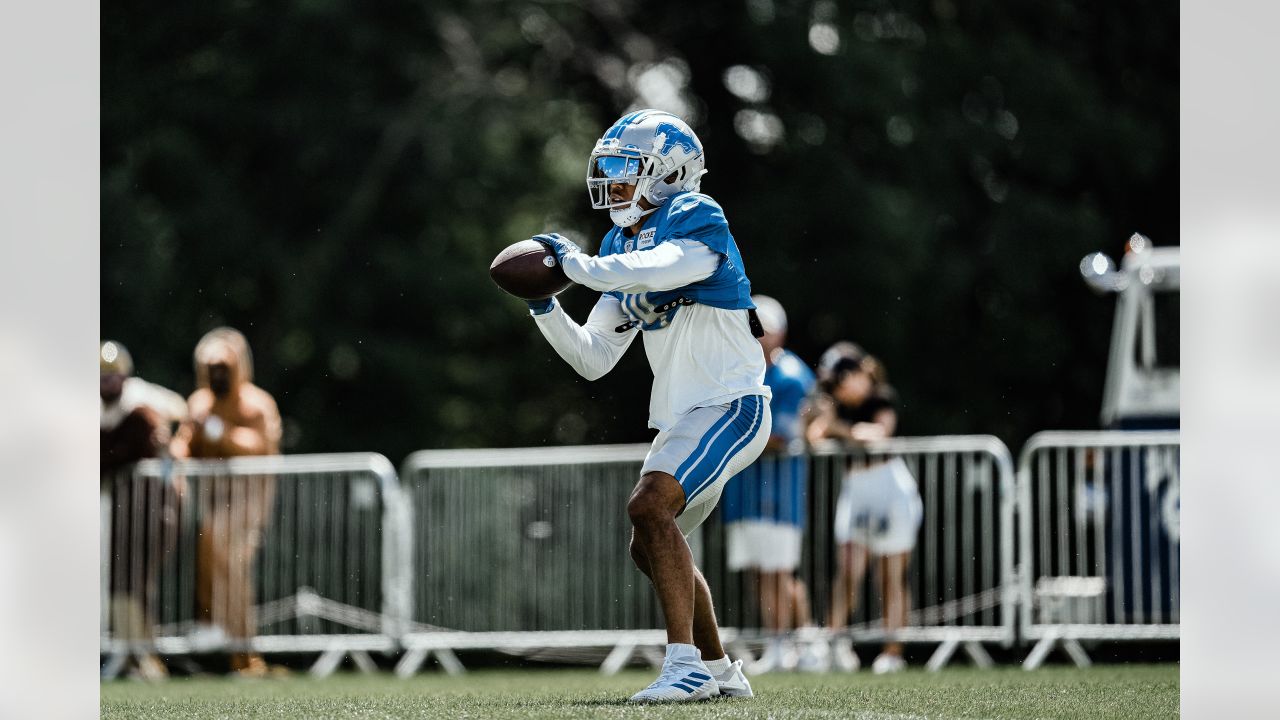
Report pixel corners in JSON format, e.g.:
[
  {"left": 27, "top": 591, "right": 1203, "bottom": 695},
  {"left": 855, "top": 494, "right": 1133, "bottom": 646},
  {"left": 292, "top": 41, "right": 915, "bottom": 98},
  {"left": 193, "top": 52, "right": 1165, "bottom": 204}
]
[{"left": 604, "top": 111, "right": 642, "bottom": 140}]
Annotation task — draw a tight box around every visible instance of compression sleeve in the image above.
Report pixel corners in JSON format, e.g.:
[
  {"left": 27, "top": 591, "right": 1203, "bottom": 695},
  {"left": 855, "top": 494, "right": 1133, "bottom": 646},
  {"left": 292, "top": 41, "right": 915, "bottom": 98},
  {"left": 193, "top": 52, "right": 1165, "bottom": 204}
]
[
  {"left": 559, "top": 239, "right": 720, "bottom": 293},
  {"left": 531, "top": 294, "right": 639, "bottom": 381}
]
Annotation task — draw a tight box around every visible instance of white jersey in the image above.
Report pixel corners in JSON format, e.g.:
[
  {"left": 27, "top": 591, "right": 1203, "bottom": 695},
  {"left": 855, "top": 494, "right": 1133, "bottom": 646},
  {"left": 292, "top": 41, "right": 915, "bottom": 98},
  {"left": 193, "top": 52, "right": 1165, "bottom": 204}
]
[{"left": 531, "top": 225, "right": 770, "bottom": 431}]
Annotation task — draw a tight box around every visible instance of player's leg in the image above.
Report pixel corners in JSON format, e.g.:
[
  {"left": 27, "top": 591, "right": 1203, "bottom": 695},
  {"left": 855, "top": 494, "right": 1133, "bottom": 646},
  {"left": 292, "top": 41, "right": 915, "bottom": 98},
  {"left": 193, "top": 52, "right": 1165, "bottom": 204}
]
[
  {"left": 627, "top": 470, "right": 697, "bottom": 644},
  {"left": 691, "top": 565, "right": 725, "bottom": 660},
  {"left": 628, "top": 398, "right": 769, "bottom": 702},
  {"left": 625, "top": 471, "right": 723, "bottom": 702},
  {"left": 631, "top": 529, "right": 735, "bottom": 685}
]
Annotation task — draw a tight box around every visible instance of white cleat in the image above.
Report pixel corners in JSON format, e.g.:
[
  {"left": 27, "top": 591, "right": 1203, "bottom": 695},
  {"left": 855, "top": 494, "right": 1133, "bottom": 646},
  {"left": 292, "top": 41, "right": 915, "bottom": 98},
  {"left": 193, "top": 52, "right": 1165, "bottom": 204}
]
[
  {"left": 871, "top": 652, "right": 906, "bottom": 674},
  {"left": 832, "top": 637, "right": 861, "bottom": 673},
  {"left": 796, "top": 638, "right": 833, "bottom": 673},
  {"left": 714, "top": 659, "right": 754, "bottom": 698},
  {"left": 749, "top": 640, "right": 796, "bottom": 674},
  {"left": 630, "top": 647, "right": 720, "bottom": 703}
]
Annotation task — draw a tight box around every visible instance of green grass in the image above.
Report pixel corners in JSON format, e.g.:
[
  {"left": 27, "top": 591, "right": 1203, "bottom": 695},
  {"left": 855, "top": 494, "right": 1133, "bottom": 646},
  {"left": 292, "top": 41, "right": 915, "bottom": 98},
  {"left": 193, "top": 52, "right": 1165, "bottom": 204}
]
[{"left": 101, "top": 665, "right": 1178, "bottom": 719}]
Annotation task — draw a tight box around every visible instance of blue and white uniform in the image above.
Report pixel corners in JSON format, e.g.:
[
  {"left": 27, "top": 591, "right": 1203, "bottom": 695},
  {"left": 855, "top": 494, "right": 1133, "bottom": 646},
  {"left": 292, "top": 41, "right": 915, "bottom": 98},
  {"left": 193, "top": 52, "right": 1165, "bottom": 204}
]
[
  {"left": 531, "top": 192, "right": 771, "bottom": 535},
  {"left": 721, "top": 349, "right": 816, "bottom": 571}
]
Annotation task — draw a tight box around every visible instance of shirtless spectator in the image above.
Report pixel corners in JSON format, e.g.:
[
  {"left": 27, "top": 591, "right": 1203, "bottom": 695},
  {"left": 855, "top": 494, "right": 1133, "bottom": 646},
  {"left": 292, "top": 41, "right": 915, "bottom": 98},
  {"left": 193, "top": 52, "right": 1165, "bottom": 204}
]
[{"left": 170, "top": 327, "right": 282, "bottom": 676}]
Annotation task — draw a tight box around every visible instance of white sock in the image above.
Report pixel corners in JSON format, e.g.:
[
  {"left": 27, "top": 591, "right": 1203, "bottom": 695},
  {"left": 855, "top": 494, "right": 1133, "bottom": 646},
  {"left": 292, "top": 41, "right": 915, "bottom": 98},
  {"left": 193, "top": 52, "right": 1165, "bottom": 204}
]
[
  {"left": 704, "top": 655, "right": 731, "bottom": 675},
  {"left": 666, "top": 643, "right": 700, "bottom": 661}
]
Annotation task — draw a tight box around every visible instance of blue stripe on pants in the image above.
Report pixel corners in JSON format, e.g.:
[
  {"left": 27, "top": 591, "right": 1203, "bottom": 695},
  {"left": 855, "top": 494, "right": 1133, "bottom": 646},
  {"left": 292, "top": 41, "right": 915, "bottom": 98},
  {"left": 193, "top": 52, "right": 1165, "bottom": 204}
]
[
  {"left": 674, "top": 398, "right": 743, "bottom": 481},
  {"left": 681, "top": 396, "right": 763, "bottom": 502},
  {"left": 688, "top": 397, "right": 765, "bottom": 501}
]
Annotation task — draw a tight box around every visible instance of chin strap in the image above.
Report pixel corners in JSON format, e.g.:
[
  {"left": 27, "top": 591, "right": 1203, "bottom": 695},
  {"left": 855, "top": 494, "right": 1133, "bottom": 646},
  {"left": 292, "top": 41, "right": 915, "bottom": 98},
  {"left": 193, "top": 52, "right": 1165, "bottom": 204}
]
[{"left": 610, "top": 202, "right": 660, "bottom": 228}]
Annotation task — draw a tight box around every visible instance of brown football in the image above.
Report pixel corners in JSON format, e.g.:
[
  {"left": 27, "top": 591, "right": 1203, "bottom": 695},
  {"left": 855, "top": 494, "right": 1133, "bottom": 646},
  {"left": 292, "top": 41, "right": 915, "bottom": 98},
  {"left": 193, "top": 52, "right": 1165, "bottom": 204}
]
[{"left": 489, "top": 239, "right": 573, "bottom": 300}]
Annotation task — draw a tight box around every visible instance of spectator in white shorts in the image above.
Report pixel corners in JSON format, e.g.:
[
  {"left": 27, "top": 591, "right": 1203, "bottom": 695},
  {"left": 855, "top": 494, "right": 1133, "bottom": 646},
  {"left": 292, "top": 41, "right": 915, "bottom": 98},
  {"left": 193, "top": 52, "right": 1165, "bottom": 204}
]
[
  {"left": 805, "top": 343, "right": 921, "bottom": 674},
  {"left": 719, "top": 295, "right": 817, "bottom": 673}
]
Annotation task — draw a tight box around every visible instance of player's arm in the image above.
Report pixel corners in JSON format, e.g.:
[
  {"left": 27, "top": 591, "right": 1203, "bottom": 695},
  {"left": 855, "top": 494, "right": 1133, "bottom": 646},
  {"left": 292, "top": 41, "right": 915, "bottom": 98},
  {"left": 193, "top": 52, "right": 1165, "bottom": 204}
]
[
  {"left": 559, "top": 239, "right": 720, "bottom": 293},
  {"left": 530, "top": 293, "right": 638, "bottom": 381}
]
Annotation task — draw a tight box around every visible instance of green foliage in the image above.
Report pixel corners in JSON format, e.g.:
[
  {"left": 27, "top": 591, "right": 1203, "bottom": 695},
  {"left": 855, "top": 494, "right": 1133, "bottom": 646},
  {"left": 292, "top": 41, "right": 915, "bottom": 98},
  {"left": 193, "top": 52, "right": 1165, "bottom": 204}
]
[{"left": 103, "top": 1, "right": 1176, "bottom": 459}]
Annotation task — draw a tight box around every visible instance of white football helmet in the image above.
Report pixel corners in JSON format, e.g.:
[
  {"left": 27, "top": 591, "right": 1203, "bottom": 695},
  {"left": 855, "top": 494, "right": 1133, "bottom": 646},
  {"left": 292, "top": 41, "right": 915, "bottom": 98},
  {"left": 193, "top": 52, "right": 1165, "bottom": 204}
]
[{"left": 586, "top": 109, "right": 707, "bottom": 227}]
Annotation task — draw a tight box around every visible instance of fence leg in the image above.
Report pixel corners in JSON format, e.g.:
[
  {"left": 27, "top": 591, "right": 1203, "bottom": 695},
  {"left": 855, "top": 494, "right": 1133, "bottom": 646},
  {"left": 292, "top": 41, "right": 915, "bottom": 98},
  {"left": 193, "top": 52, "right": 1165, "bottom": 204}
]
[
  {"left": 350, "top": 650, "right": 377, "bottom": 674},
  {"left": 600, "top": 641, "right": 637, "bottom": 676},
  {"left": 639, "top": 645, "right": 665, "bottom": 669},
  {"left": 1061, "top": 639, "right": 1092, "bottom": 668},
  {"left": 433, "top": 648, "right": 466, "bottom": 676},
  {"left": 926, "top": 636, "right": 961, "bottom": 672},
  {"left": 310, "top": 647, "right": 346, "bottom": 678},
  {"left": 395, "top": 648, "right": 429, "bottom": 678},
  {"left": 1022, "top": 629, "right": 1061, "bottom": 670},
  {"left": 101, "top": 651, "right": 129, "bottom": 680},
  {"left": 728, "top": 638, "right": 756, "bottom": 665},
  {"left": 963, "top": 641, "right": 994, "bottom": 669}
]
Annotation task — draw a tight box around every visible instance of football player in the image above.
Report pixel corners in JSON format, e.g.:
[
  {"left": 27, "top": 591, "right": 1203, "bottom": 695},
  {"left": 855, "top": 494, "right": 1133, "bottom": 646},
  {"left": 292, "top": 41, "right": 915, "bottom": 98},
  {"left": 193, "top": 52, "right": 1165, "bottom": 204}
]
[{"left": 524, "top": 110, "right": 770, "bottom": 702}]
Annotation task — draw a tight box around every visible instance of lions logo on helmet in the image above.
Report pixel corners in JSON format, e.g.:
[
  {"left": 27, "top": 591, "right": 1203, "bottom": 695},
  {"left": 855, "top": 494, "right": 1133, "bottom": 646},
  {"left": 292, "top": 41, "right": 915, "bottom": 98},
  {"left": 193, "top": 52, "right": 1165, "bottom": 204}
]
[{"left": 586, "top": 110, "right": 707, "bottom": 228}]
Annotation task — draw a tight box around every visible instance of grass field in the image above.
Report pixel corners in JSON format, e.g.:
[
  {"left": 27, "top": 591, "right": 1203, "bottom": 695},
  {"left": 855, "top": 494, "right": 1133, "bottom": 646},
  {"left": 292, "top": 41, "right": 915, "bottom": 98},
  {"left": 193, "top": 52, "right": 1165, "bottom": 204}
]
[{"left": 101, "top": 664, "right": 1178, "bottom": 719}]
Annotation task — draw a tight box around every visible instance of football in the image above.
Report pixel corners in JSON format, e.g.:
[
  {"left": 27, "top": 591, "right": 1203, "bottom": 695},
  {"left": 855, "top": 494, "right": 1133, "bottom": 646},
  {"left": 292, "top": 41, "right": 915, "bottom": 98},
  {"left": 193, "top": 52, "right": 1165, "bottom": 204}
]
[{"left": 489, "top": 239, "right": 573, "bottom": 300}]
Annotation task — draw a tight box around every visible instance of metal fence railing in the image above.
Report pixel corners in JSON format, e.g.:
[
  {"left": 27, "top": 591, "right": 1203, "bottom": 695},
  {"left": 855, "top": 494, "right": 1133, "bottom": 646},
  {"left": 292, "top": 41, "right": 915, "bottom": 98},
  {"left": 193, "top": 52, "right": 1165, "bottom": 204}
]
[
  {"left": 395, "top": 445, "right": 663, "bottom": 675},
  {"left": 395, "top": 436, "right": 1018, "bottom": 675},
  {"left": 97, "top": 433, "right": 1180, "bottom": 677},
  {"left": 100, "top": 453, "right": 410, "bottom": 678},
  {"left": 711, "top": 436, "right": 1018, "bottom": 671},
  {"left": 1016, "top": 431, "right": 1180, "bottom": 669}
]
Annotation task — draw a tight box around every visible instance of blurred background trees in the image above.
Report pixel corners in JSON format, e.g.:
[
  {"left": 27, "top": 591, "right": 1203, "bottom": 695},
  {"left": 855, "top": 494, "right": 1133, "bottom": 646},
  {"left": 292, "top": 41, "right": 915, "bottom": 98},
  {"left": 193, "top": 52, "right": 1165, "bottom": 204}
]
[{"left": 102, "top": 0, "right": 1177, "bottom": 460}]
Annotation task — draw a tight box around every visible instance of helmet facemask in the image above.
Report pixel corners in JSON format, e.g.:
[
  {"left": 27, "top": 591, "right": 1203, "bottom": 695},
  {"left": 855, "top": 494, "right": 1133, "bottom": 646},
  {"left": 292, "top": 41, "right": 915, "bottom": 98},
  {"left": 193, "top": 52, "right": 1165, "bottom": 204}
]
[
  {"left": 586, "top": 117, "right": 707, "bottom": 229},
  {"left": 587, "top": 148, "right": 658, "bottom": 228}
]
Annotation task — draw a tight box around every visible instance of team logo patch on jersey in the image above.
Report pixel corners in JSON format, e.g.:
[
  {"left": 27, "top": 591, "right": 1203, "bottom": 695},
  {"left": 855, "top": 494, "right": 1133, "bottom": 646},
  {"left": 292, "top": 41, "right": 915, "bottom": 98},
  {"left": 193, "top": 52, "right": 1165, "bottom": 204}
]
[
  {"left": 624, "top": 239, "right": 635, "bottom": 252},
  {"left": 637, "top": 228, "right": 656, "bottom": 249}
]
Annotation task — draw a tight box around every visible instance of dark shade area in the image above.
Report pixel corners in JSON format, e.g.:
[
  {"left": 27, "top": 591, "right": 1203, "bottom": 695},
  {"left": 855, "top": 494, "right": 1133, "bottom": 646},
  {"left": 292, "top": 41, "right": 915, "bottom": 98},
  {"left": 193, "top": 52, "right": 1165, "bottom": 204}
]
[{"left": 102, "top": 1, "right": 1177, "bottom": 461}]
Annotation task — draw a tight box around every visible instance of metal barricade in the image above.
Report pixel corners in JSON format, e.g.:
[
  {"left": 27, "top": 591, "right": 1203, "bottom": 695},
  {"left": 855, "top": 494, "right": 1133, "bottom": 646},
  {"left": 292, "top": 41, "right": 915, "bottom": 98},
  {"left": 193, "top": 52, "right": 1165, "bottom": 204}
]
[
  {"left": 99, "top": 453, "right": 410, "bottom": 678},
  {"left": 397, "top": 436, "right": 1017, "bottom": 674},
  {"left": 702, "top": 436, "right": 1016, "bottom": 671},
  {"left": 1016, "top": 431, "right": 1180, "bottom": 669},
  {"left": 396, "top": 445, "right": 670, "bottom": 675}
]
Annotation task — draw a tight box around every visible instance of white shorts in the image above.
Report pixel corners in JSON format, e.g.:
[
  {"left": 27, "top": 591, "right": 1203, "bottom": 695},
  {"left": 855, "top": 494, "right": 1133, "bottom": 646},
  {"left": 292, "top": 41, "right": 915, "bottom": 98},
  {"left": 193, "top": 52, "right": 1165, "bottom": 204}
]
[
  {"left": 726, "top": 521, "right": 803, "bottom": 571},
  {"left": 834, "top": 457, "right": 923, "bottom": 555},
  {"left": 641, "top": 395, "right": 771, "bottom": 536}
]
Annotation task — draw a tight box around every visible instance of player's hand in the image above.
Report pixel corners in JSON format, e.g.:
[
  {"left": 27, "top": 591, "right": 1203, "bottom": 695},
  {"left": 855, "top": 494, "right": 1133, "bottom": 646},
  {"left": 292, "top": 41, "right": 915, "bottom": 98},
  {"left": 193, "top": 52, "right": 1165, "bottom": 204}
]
[
  {"left": 526, "top": 297, "right": 555, "bottom": 315},
  {"left": 532, "top": 233, "right": 582, "bottom": 263}
]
